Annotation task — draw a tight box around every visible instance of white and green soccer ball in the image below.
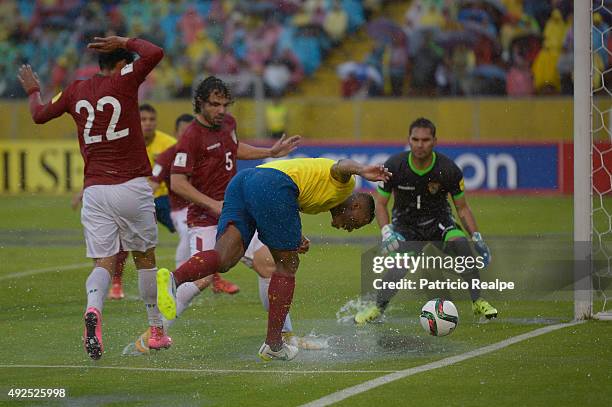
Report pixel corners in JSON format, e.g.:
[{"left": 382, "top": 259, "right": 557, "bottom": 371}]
[{"left": 420, "top": 298, "right": 459, "bottom": 337}]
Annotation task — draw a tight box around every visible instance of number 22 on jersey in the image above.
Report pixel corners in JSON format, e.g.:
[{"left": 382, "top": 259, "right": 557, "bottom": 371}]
[{"left": 76, "top": 96, "right": 129, "bottom": 144}]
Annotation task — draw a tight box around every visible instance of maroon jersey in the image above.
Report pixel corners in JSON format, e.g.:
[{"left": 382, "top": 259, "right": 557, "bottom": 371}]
[
  {"left": 151, "top": 145, "right": 189, "bottom": 211},
  {"left": 27, "top": 39, "right": 164, "bottom": 188},
  {"left": 171, "top": 115, "right": 239, "bottom": 227}
]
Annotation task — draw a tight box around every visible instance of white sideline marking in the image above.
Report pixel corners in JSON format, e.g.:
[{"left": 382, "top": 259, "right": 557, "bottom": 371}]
[
  {"left": 0, "top": 262, "right": 94, "bottom": 281},
  {"left": 0, "top": 255, "right": 175, "bottom": 281},
  {"left": 300, "top": 321, "right": 584, "bottom": 407},
  {"left": 0, "top": 365, "right": 395, "bottom": 375}
]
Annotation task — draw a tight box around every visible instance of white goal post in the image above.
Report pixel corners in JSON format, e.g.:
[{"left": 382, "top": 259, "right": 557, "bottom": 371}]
[
  {"left": 575, "top": 0, "right": 612, "bottom": 320},
  {"left": 574, "top": 0, "right": 593, "bottom": 319}
]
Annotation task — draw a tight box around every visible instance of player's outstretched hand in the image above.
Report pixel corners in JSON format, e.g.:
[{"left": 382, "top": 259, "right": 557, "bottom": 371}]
[
  {"left": 297, "top": 235, "right": 310, "bottom": 254},
  {"left": 87, "top": 36, "right": 129, "bottom": 53},
  {"left": 270, "top": 134, "right": 301, "bottom": 158},
  {"left": 359, "top": 164, "right": 392, "bottom": 182},
  {"left": 17, "top": 64, "right": 41, "bottom": 95}
]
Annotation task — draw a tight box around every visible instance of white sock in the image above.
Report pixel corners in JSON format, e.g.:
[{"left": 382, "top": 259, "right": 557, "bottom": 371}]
[
  {"left": 138, "top": 268, "right": 163, "bottom": 328},
  {"left": 86, "top": 266, "right": 111, "bottom": 312},
  {"left": 164, "top": 282, "right": 202, "bottom": 330},
  {"left": 258, "top": 276, "right": 293, "bottom": 333}
]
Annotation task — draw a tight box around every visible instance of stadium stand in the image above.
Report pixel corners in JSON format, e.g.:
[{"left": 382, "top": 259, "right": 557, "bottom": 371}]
[
  {"left": 1, "top": 0, "right": 375, "bottom": 99},
  {"left": 2, "top": 1, "right": 609, "bottom": 99},
  {"left": 345, "top": 0, "right": 610, "bottom": 97}
]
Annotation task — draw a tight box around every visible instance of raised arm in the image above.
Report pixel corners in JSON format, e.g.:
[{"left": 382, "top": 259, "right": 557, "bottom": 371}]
[
  {"left": 87, "top": 36, "right": 164, "bottom": 84},
  {"left": 18, "top": 64, "right": 68, "bottom": 124},
  {"left": 330, "top": 159, "right": 392, "bottom": 183},
  {"left": 236, "top": 134, "right": 301, "bottom": 160}
]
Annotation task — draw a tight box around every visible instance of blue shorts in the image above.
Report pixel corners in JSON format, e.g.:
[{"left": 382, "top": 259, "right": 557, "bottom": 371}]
[{"left": 217, "top": 168, "right": 301, "bottom": 251}]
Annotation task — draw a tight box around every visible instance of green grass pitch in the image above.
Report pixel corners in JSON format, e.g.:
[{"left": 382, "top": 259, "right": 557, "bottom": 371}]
[{"left": 0, "top": 195, "right": 610, "bottom": 406}]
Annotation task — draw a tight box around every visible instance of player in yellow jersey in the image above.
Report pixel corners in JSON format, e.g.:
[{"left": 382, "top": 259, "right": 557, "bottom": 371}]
[
  {"left": 156, "top": 157, "right": 391, "bottom": 360},
  {"left": 140, "top": 103, "right": 177, "bottom": 228}
]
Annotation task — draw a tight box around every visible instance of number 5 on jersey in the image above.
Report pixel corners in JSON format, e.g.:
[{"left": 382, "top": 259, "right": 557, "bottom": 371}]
[
  {"left": 76, "top": 96, "right": 129, "bottom": 144},
  {"left": 225, "top": 151, "right": 233, "bottom": 171}
]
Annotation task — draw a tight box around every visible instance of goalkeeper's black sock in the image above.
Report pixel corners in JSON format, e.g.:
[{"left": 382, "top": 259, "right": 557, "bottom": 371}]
[
  {"left": 459, "top": 271, "right": 481, "bottom": 302},
  {"left": 376, "top": 266, "right": 410, "bottom": 311},
  {"left": 444, "top": 238, "right": 482, "bottom": 302}
]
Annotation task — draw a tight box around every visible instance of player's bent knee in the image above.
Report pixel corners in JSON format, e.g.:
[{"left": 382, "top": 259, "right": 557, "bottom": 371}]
[
  {"left": 216, "top": 251, "right": 243, "bottom": 273},
  {"left": 270, "top": 250, "right": 300, "bottom": 274},
  {"left": 95, "top": 256, "right": 117, "bottom": 274},
  {"left": 215, "top": 225, "right": 246, "bottom": 272},
  {"left": 253, "top": 256, "right": 276, "bottom": 278},
  {"left": 132, "top": 248, "right": 156, "bottom": 269},
  {"left": 445, "top": 236, "right": 473, "bottom": 257}
]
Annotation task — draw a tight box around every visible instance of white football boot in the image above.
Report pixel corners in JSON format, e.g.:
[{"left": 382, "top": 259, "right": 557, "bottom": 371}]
[{"left": 258, "top": 342, "right": 299, "bottom": 361}]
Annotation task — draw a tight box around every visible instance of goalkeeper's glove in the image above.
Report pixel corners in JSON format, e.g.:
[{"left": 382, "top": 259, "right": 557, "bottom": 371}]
[
  {"left": 472, "top": 232, "right": 491, "bottom": 266},
  {"left": 381, "top": 224, "right": 405, "bottom": 255}
]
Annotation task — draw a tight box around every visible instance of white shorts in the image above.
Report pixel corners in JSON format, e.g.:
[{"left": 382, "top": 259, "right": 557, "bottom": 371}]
[
  {"left": 171, "top": 207, "right": 190, "bottom": 267},
  {"left": 81, "top": 177, "right": 157, "bottom": 258},
  {"left": 189, "top": 226, "right": 264, "bottom": 267}
]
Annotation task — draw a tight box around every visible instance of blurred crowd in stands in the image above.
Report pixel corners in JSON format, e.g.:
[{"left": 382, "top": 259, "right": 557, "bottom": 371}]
[
  {"left": 1, "top": 0, "right": 380, "bottom": 99},
  {"left": 2, "top": 0, "right": 610, "bottom": 100},
  {"left": 341, "top": 0, "right": 611, "bottom": 98}
]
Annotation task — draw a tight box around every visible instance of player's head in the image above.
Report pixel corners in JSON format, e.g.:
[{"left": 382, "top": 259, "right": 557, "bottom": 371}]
[
  {"left": 193, "top": 76, "right": 233, "bottom": 128},
  {"left": 408, "top": 117, "right": 436, "bottom": 160},
  {"left": 98, "top": 49, "right": 135, "bottom": 72},
  {"left": 175, "top": 113, "right": 194, "bottom": 140},
  {"left": 330, "top": 192, "right": 376, "bottom": 232},
  {"left": 139, "top": 104, "right": 157, "bottom": 139}
]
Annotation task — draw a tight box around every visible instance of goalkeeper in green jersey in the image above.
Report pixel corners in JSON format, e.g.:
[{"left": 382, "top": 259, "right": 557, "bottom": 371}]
[{"left": 355, "top": 118, "right": 498, "bottom": 324}]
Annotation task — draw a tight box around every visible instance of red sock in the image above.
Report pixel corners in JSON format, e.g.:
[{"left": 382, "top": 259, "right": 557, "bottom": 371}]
[
  {"left": 173, "top": 250, "right": 220, "bottom": 286},
  {"left": 113, "top": 250, "right": 128, "bottom": 282},
  {"left": 266, "top": 272, "right": 295, "bottom": 348}
]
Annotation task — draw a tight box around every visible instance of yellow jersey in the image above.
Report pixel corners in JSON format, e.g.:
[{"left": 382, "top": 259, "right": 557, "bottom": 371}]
[
  {"left": 146, "top": 130, "right": 176, "bottom": 197},
  {"left": 265, "top": 103, "right": 288, "bottom": 133},
  {"left": 258, "top": 158, "right": 356, "bottom": 214}
]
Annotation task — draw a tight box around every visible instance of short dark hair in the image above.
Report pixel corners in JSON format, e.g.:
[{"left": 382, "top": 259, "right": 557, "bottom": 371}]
[
  {"left": 409, "top": 117, "right": 436, "bottom": 138},
  {"left": 193, "top": 76, "right": 233, "bottom": 114},
  {"left": 175, "top": 113, "right": 194, "bottom": 130},
  {"left": 361, "top": 193, "right": 376, "bottom": 224},
  {"left": 347, "top": 192, "right": 376, "bottom": 224},
  {"left": 139, "top": 103, "right": 156, "bottom": 114},
  {"left": 98, "top": 49, "right": 135, "bottom": 70}
]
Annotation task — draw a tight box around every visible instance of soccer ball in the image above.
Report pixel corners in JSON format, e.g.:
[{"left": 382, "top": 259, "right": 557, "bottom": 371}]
[{"left": 419, "top": 298, "right": 458, "bottom": 337}]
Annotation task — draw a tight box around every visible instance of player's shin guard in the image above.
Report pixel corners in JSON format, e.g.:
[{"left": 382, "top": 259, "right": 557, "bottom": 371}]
[
  {"left": 259, "top": 276, "right": 293, "bottom": 333},
  {"left": 173, "top": 250, "right": 220, "bottom": 286},
  {"left": 86, "top": 267, "right": 111, "bottom": 312},
  {"left": 266, "top": 272, "right": 295, "bottom": 349},
  {"left": 138, "top": 268, "right": 163, "bottom": 327},
  {"left": 376, "top": 266, "right": 410, "bottom": 312}
]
